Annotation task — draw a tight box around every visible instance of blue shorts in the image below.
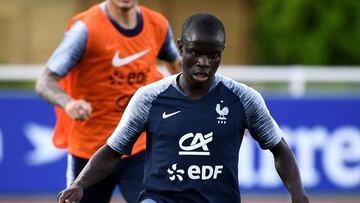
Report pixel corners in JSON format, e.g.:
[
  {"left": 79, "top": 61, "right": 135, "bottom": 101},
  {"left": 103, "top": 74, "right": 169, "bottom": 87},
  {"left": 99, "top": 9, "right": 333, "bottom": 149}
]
[{"left": 67, "top": 151, "right": 145, "bottom": 203}]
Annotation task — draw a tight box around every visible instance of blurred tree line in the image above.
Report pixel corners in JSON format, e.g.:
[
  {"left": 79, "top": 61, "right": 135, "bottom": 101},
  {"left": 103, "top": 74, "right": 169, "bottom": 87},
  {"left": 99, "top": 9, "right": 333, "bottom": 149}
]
[{"left": 254, "top": 0, "right": 360, "bottom": 65}]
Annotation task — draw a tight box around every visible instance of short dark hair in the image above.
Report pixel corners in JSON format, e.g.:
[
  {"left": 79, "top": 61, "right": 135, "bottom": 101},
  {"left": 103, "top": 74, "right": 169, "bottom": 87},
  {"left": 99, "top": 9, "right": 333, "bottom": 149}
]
[{"left": 181, "top": 13, "right": 226, "bottom": 46}]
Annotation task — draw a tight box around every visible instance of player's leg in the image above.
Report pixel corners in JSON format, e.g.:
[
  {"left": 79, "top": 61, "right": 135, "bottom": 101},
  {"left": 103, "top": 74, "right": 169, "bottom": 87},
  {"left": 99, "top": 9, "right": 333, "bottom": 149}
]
[
  {"left": 67, "top": 153, "right": 117, "bottom": 203},
  {"left": 116, "top": 151, "right": 146, "bottom": 203}
]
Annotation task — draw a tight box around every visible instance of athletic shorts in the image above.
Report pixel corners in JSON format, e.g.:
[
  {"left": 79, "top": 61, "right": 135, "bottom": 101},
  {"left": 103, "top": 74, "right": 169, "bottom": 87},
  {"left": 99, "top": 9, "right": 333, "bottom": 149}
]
[{"left": 66, "top": 151, "right": 145, "bottom": 203}]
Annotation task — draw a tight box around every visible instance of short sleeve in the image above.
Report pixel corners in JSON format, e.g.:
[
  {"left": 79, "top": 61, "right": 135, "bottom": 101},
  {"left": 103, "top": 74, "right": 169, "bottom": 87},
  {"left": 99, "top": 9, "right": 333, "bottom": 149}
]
[
  {"left": 107, "top": 75, "right": 178, "bottom": 154},
  {"left": 107, "top": 88, "right": 151, "bottom": 155},
  {"left": 46, "top": 20, "right": 88, "bottom": 76},
  {"left": 157, "top": 24, "right": 179, "bottom": 62},
  {"left": 243, "top": 87, "right": 283, "bottom": 149}
]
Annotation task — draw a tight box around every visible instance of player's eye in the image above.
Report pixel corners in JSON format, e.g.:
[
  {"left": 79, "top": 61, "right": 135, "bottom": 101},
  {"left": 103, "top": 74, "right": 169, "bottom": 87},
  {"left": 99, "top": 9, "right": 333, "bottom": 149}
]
[
  {"left": 191, "top": 51, "right": 200, "bottom": 57},
  {"left": 209, "top": 53, "right": 220, "bottom": 59}
]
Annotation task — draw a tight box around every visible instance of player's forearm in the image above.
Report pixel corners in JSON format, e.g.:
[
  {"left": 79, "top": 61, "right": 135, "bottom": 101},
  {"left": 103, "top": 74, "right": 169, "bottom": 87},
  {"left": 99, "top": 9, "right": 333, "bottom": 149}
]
[
  {"left": 271, "top": 139, "right": 309, "bottom": 203},
  {"left": 35, "top": 68, "right": 73, "bottom": 108},
  {"left": 275, "top": 154, "right": 306, "bottom": 198},
  {"left": 71, "top": 145, "right": 121, "bottom": 190}
]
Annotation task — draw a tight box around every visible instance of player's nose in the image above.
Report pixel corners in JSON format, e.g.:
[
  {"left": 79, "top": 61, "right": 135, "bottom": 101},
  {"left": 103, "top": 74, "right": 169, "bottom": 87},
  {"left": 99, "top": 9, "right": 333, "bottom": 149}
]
[{"left": 197, "top": 55, "right": 210, "bottom": 68}]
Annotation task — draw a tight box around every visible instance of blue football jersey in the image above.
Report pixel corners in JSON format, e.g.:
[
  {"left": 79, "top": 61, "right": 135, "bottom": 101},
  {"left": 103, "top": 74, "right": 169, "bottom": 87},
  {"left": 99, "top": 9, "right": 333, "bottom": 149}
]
[{"left": 108, "top": 73, "right": 282, "bottom": 203}]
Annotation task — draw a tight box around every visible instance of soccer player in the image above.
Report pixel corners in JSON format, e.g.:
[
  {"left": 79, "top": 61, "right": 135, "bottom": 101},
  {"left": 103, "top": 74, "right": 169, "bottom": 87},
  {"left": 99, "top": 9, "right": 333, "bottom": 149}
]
[
  {"left": 35, "top": 0, "right": 181, "bottom": 202},
  {"left": 57, "top": 13, "right": 309, "bottom": 203}
]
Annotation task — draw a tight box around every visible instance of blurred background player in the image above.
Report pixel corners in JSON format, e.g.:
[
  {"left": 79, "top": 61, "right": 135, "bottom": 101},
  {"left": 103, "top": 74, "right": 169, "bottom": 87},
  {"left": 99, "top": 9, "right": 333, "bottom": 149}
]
[
  {"left": 57, "top": 13, "right": 309, "bottom": 203},
  {"left": 35, "top": 0, "right": 181, "bottom": 202}
]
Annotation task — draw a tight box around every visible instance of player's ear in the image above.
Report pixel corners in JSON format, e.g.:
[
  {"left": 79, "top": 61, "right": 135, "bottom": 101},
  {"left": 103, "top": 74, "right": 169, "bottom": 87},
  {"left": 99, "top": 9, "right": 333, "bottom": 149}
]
[{"left": 177, "top": 39, "right": 184, "bottom": 56}]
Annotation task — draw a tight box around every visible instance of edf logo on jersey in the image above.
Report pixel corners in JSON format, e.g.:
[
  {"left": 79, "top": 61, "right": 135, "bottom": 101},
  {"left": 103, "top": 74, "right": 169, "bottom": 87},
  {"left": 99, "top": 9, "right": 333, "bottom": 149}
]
[{"left": 167, "top": 132, "right": 224, "bottom": 181}]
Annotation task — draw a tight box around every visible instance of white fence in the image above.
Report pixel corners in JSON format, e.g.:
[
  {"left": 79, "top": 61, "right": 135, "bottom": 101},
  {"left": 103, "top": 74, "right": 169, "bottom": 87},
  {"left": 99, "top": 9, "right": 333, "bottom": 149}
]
[{"left": 0, "top": 64, "right": 359, "bottom": 97}]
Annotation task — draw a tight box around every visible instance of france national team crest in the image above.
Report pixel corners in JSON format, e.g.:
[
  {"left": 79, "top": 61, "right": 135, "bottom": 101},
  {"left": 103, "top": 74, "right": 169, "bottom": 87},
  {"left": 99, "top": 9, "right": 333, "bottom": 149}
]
[{"left": 216, "top": 100, "right": 229, "bottom": 124}]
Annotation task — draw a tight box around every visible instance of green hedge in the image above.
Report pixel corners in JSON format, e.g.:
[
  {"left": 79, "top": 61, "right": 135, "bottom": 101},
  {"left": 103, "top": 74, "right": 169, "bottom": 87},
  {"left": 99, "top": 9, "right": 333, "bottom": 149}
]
[{"left": 254, "top": 0, "right": 360, "bottom": 65}]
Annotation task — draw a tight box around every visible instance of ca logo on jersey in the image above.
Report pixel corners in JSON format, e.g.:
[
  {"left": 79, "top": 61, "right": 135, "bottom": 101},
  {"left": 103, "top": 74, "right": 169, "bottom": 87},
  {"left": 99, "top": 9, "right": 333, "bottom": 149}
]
[
  {"left": 171, "top": 132, "right": 224, "bottom": 181},
  {"left": 179, "top": 132, "right": 213, "bottom": 156},
  {"left": 216, "top": 100, "right": 229, "bottom": 124}
]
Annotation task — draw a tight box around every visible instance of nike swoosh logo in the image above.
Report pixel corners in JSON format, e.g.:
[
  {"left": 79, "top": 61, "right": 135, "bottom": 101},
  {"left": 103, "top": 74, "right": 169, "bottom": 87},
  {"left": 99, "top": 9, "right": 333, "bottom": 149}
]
[
  {"left": 112, "top": 49, "right": 150, "bottom": 67},
  {"left": 162, "top": 111, "right": 181, "bottom": 119}
]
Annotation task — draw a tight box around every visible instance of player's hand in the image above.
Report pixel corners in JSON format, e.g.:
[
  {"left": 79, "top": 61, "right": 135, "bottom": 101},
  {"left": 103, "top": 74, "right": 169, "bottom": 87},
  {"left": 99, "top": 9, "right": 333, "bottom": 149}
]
[
  {"left": 57, "top": 185, "right": 83, "bottom": 203},
  {"left": 64, "top": 99, "right": 92, "bottom": 121}
]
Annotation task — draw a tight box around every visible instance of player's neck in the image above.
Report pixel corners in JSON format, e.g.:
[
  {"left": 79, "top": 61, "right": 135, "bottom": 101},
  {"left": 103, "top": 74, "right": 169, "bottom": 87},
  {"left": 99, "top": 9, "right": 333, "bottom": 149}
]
[
  {"left": 178, "top": 74, "right": 213, "bottom": 100},
  {"left": 106, "top": 3, "right": 138, "bottom": 30}
]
